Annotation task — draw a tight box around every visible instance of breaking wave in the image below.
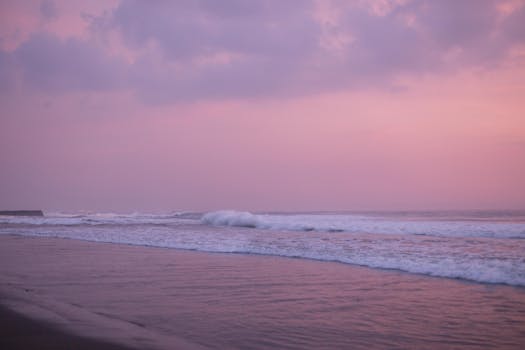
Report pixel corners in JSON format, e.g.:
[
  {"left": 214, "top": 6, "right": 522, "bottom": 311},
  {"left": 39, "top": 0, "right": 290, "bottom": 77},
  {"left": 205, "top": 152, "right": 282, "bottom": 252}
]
[{"left": 201, "top": 210, "right": 525, "bottom": 239}]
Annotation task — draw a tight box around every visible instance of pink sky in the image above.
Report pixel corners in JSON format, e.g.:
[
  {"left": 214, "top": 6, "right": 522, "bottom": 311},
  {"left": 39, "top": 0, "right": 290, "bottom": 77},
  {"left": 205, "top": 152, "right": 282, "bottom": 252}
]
[{"left": 1, "top": 0, "right": 524, "bottom": 212}]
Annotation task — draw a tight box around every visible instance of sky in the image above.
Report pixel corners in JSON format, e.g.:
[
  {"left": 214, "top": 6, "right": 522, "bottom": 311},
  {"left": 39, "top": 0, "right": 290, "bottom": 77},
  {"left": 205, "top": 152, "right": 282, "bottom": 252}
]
[{"left": 0, "top": 0, "right": 524, "bottom": 213}]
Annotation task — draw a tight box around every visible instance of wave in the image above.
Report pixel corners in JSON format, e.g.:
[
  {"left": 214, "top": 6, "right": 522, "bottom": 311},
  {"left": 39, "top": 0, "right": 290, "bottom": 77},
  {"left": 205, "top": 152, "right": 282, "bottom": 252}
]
[
  {"left": 201, "top": 210, "right": 525, "bottom": 238},
  {"left": 201, "top": 210, "right": 260, "bottom": 228},
  {"left": 0, "top": 211, "right": 196, "bottom": 226},
  {"left": 3, "top": 210, "right": 524, "bottom": 239}
]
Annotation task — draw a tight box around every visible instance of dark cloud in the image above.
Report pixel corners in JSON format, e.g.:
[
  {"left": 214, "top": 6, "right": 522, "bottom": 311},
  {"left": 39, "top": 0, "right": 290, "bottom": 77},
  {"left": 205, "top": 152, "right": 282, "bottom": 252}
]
[
  {"left": 12, "top": 33, "right": 125, "bottom": 92},
  {"left": 0, "top": 50, "right": 17, "bottom": 92},
  {"left": 128, "top": 52, "right": 299, "bottom": 104},
  {"left": 2, "top": 0, "right": 525, "bottom": 103},
  {"left": 40, "top": 0, "right": 58, "bottom": 21},
  {"left": 108, "top": 0, "right": 525, "bottom": 102},
  {"left": 411, "top": 0, "right": 498, "bottom": 47},
  {"left": 110, "top": 0, "right": 318, "bottom": 61},
  {"left": 401, "top": 0, "right": 509, "bottom": 66},
  {"left": 342, "top": 8, "right": 434, "bottom": 76},
  {"left": 104, "top": 0, "right": 321, "bottom": 102}
]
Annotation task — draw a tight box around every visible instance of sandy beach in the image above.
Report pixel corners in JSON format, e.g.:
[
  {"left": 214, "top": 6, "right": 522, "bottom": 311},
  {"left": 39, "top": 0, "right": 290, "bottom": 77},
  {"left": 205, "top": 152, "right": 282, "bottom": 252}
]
[
  {"left": 0, "top": 303, "right": 136, "bottom": 350},
  {"left": 1, "top": 234, "right": 524, "bottom": 349}
]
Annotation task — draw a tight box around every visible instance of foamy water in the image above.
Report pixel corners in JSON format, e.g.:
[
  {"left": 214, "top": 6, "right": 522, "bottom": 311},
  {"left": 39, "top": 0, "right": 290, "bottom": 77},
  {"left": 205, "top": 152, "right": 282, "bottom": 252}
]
[{"left": 1, "top": 210, "right": 524, "bottom": 286}]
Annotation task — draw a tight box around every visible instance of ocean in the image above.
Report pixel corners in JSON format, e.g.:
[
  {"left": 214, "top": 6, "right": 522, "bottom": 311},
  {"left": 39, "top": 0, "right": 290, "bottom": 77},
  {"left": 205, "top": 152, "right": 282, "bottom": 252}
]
[
  {"left": 2, "top": 211, "right": 525, "bottom": 349},
  {"left": 1, "top": 210, "right": 524, "bottom": 286}
]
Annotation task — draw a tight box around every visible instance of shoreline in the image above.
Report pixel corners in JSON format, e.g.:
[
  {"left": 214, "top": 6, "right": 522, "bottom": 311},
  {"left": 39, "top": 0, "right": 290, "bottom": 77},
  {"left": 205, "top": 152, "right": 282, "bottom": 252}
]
[
  {"left": 1, "top": 234, "right": 524, "bottom": 349},
  {"left": 5, "top": 232, "right": 524, "bottom": 289}
]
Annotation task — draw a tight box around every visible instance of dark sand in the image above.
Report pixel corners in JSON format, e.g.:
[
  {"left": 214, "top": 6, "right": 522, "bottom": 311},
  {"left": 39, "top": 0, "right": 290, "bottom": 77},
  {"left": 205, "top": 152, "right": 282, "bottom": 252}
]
[
  {"left": 1, "top": 234, "right": 524, "bottom": 349},
  {"left": 0, "top": 304, "right": 136, "bottom": 350}
]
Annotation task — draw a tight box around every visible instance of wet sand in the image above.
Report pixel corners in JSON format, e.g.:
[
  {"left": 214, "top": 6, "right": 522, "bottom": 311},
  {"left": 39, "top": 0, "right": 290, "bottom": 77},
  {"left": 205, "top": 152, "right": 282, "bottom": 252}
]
[
  {"left": 1, "top": 234, "right": 524, "bottom": 349},
  {"left": 0, "top": 304, "right": 136, "bottom": 350}
]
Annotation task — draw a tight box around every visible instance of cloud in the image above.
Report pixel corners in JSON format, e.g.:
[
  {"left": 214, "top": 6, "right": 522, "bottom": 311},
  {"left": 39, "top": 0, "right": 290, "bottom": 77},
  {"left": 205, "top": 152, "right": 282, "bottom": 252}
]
[
  {"left": 1, "top": 0, "right": 524, "bottom": 103},
  {"left": 12, "top": 32, "right": 125, "bottom": 92},
  {"left": 0, "top": 50, "right": 16, "bottom": 92},
  {"left": 40, "top": 0, "right": 58, "bottom": 21},
  {"left": 400, "top": 0, "right": 511, "bottom": 66},
  {"left": 105, "top": 0, "right": 525, "bottom": 102},
  {"left": 110, "top": 0, "right": 316, "bottom": 60},
  {"left": 501, "top": 4, "right": 525, "bottom": 42},
  {"left": 413, "top": 0, "right": 498, "bottom": 47}
]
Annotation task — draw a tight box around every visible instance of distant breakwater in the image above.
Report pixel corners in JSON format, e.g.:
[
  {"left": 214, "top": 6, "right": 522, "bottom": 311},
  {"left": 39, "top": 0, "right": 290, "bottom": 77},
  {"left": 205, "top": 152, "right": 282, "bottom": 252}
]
[{"left": 0, "top": 210, "right": 44, "bottom": 216}]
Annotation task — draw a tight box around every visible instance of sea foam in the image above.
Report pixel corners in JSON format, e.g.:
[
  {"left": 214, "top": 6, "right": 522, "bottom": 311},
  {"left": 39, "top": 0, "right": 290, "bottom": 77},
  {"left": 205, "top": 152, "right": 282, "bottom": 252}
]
[
  {"left": 200, "top": 210, "right": 525, "bottom": 239},
  {"left": 201, "top": 210, "right": 259, "bottom": 228}
]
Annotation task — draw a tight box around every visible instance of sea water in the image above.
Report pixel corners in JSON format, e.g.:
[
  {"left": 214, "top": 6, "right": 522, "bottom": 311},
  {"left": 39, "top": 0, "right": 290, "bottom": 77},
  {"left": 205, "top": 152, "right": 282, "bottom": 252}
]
[{"left": 1, "top": 210, "right": 524, "bottom": 286}]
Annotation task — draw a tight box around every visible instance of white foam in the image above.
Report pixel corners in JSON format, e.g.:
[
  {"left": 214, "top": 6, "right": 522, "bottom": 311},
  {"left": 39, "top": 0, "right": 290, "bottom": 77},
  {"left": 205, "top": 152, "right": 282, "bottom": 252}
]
[
  {"left": 201, "top": 210, "right": 525, "bottom": 238},
  {"left": 201, "top": 210, "right": 260, "bottom": 228}
]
